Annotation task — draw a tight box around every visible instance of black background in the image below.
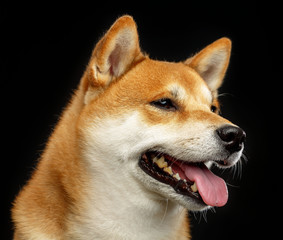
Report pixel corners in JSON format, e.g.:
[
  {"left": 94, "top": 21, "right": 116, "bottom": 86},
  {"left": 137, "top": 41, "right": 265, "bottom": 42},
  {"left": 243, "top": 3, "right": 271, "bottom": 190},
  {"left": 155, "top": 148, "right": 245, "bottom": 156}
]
[{"left": 2, "top": 1, "right": 277, "bottom": 239}]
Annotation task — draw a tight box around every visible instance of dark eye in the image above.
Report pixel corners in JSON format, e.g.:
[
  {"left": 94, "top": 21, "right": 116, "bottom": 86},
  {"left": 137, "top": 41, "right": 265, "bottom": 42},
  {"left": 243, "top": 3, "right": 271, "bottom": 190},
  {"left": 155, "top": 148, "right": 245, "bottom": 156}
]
[
  {"left": 150, "top": 98, "right": 178, "bottom": 111},
  {"left": 210, "top": 105, "right": 218, "bottom": 113}
]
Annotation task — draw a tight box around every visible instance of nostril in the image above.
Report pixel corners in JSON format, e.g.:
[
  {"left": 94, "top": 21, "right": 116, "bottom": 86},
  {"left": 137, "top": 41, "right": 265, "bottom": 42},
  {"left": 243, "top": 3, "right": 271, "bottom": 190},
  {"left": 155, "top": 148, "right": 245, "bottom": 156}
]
[
  {"left": 217, "top": 125, "right": 245, "bottom": 142},
  {"left": 217, "top": 125, "right": 246, "bottom": 153}
]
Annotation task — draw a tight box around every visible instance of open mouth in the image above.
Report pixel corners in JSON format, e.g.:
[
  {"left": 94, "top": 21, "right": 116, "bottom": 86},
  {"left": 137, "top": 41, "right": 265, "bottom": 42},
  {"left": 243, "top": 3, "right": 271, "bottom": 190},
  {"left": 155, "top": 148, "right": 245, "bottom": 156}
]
[{"left": 139, "top": 151, "right": 228, "bottom": 207}]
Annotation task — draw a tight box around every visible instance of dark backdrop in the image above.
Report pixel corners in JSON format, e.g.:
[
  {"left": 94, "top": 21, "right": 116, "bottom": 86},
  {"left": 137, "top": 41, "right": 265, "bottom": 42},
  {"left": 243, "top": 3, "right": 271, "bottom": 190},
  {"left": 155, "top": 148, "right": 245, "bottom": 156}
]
[{"left": 2, "top": 1, "right": 276, "bottom": 239}]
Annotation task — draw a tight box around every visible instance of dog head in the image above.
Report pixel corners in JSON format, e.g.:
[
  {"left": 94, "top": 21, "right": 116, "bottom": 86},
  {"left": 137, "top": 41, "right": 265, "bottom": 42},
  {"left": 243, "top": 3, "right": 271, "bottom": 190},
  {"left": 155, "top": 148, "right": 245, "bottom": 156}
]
[{"left": 78, "top": 16, "right": 245, "bottom": 211}]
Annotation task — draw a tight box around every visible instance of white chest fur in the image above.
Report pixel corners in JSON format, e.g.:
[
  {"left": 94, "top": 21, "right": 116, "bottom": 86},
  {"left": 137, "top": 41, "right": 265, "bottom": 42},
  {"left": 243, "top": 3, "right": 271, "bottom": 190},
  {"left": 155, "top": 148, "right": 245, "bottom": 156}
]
[{"left": 66, "top": 160, "right": 186, "bottom": 240}]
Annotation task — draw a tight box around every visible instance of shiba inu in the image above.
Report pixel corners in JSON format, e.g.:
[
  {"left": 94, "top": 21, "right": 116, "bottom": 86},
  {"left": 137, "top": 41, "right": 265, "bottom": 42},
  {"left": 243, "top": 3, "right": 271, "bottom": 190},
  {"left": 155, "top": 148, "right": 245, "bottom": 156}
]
[{"left": 12, "top": 15, "right": 246, "bottom": 240}]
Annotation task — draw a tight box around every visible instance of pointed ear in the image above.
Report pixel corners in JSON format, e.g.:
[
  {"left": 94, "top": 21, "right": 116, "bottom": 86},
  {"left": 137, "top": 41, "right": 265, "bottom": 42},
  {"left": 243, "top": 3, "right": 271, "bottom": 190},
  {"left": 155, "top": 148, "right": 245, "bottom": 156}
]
[
  {"left": 83, "top": 15, "right": 143, "bottom": 103},
  {"left": 185, "top": 38, "right": 231, "bottom": 92}
]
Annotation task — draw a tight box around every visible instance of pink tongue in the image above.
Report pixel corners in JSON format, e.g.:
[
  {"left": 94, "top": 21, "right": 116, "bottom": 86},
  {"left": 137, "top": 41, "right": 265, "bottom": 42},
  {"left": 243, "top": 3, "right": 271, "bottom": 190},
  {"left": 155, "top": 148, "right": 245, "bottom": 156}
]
[{"left": 183, "top": 164, "right": 228, "bottom": 207}]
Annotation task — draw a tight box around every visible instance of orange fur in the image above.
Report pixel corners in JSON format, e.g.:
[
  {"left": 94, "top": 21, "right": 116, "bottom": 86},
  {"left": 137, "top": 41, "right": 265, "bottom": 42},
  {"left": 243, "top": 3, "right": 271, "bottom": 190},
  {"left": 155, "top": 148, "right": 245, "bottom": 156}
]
[{"left": 12, "top": 15, "right": 233, "bottom": 240}]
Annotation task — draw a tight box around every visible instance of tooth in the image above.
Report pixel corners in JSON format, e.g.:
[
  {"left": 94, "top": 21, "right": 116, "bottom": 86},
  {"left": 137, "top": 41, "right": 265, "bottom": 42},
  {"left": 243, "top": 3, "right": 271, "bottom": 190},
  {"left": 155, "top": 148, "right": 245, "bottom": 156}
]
[
  {"left": 155, "top": 156, "right": 168, "bottom": 169},
  {"left": 191, "top": 182, "right": 198, "bottom": 193},
  {"left": 173, "top": 173, "right": 181, "bottom": 180},
  {"left": 152, "top": 156, "right": 158, "bottom": 163},
  {"left": 163, "top": 166, "right": 173, "bottom": 176}
]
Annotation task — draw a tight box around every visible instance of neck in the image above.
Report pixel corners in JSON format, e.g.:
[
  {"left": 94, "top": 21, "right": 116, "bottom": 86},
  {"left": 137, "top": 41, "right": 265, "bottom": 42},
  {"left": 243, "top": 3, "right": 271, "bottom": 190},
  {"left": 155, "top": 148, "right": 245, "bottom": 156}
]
[{"left": 66, "top": 159, "right": 187, "bottom": 240}]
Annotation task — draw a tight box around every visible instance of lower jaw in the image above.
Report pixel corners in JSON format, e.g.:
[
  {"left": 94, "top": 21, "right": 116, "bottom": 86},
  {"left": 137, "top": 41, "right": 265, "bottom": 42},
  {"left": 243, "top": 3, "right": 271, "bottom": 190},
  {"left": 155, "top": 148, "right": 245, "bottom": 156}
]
[{"left": 139, "top": 152, "right": 206, "bottom": 206}]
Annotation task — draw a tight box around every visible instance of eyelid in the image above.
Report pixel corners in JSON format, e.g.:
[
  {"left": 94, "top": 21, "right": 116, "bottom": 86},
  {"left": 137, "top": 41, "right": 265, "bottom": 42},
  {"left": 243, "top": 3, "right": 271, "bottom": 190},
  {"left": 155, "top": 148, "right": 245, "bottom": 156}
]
[
  {"left": 150, "top": 98, "right": 178, "bottom": 111},
  {"left": 211, "top": 105, "right": 217, "bottom": 113}
]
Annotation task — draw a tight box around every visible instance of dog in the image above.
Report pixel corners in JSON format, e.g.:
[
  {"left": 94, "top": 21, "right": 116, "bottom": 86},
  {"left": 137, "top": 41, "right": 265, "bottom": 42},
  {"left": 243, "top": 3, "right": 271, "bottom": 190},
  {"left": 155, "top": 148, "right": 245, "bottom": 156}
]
[{"left": 12, "top": 15, "right": 246, "bottom": 240}]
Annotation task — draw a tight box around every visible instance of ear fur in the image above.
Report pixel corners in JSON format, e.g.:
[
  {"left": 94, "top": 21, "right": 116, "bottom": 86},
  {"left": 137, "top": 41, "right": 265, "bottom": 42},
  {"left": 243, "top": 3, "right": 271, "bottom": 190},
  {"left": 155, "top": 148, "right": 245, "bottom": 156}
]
[
  {"left": 84, "top": 15, "right": 143, "bottom": 104},
  {"left": 185, "top": 38, "right": 231, "bottom": 92}
]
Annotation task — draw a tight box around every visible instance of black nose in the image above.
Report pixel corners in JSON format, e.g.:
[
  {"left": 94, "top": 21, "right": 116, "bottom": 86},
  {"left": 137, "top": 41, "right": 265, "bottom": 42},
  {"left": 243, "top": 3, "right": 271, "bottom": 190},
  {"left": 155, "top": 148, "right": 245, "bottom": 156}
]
[{"left": 216, "top": 125, "right": 246, "bottom": 153}]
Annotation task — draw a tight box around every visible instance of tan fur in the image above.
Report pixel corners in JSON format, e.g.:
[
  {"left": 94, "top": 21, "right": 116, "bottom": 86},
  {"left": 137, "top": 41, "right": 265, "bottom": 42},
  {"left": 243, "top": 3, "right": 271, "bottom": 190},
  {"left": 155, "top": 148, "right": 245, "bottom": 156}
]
[{"left": 12, "top": 15, "right": 233, "bottom": 240}]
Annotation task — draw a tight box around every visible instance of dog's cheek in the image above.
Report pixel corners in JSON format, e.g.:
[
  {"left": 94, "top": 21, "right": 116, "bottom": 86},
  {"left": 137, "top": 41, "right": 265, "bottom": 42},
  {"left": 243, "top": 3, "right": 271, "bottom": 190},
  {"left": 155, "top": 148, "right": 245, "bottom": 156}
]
[{"left": 78, "top": 112, "right": 146, "bottom": 162}]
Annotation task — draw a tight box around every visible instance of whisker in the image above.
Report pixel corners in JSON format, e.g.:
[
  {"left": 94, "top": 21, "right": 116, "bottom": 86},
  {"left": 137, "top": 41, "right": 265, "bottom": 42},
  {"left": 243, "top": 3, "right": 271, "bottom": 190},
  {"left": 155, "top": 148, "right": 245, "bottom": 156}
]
[
  {"left": 191, "top": 211, "right": 198, "bottom": 223},
  {"left": 209, "top": 207, "right": 216, "bottom": 213},
  {"left": 241, "top": 151, "right": 248, "bottom": 163},
  {"left": 226, "top": 182, "right": 240, "bottom": 188},
  {"left": 191, "top": 209, "right": 209, "bottom": 223},
  {"left": 232, "top": 160, "right": 242, "bottom": 180},
  {"left": 218, "top": 92, "right": 234, "bottom": 98},
  {"left": 201, "top": 209, "right": 208, "bottom": 223},
  {"left": 156, "top": 152, "right": 163, "bottom": 158},
  {"left": 159, "top": 199, "right": 169, "bottom": 226}
]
